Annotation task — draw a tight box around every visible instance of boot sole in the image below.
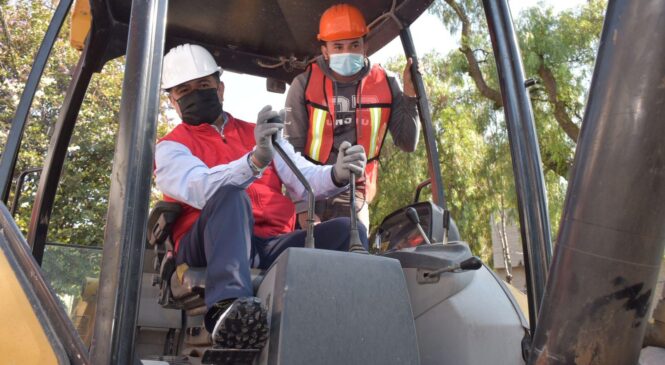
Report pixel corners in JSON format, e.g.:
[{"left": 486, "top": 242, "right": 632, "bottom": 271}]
[{"left": 212, "top": 297, "right": 269, "bottom": 350}]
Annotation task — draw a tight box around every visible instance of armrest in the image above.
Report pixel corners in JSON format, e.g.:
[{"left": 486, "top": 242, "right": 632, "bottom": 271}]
[{"left": 147, "top": 201, "right": 182, "bottom": 247}]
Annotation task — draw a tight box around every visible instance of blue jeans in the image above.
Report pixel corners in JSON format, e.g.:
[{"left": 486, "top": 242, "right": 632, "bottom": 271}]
[{"left": 176, "top": 185, "right": 368, "bottom": 308}]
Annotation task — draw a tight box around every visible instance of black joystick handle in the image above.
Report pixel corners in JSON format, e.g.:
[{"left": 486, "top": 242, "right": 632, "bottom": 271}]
[
  {"left": 406, "top": 207, "right": 420, "bottom": 224},
  {"left": 459, "top": 256, "right": 483, "bottom": 271},
  {"left": 348, "top": 171, "right": 368, "bottom": 254},
  {"left": 427, "top": 256, "right": 484, "bottom": 277},
  {"left": 266, "top": 116, "right": 282, "bottom": 142},
  {"left": 406, "top": 207, "right": 431, "bottom": 245}
]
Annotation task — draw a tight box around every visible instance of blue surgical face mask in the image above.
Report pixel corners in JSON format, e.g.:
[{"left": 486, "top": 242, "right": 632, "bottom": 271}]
[{"left": 328, "top": 53, "right": 365, "bottom": 76}]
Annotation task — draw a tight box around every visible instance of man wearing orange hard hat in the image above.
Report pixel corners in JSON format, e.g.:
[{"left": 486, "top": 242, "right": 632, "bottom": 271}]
[{"left": 284, "top": 3, "right": 420, "bottom": 230}]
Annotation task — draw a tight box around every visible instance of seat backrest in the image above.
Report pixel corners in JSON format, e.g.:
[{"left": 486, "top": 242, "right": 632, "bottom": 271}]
[
  {"left": 146, "top": 201, "right": 265, "bottom": 311},
  {"left": 147, "top": 201, "right": 182, "bottom": 249},
  {"left": 146, "top": 201, "right": 182, "bottom": 307}
]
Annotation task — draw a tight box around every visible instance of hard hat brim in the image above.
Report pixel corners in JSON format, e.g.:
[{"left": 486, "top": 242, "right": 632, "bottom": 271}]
[
  {"left": 317, "top": 32, "right": 367, "bottom": 42},
  {"left": 161, "top": 67, "right": 222, "bottom": 90}
]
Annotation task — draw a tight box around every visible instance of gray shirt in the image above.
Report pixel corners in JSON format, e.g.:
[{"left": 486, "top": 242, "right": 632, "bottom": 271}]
[{"left": 284, "top": 55, "right": 420, "bottom": 165}]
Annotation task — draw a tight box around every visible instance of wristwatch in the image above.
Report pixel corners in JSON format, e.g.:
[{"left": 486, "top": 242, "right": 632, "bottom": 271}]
[{"left": 247, "top": 152, "right": 267, "bottom": 176}]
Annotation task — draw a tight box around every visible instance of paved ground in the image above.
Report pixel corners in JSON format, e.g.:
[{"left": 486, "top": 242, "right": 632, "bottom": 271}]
[{"left": 639, "top": 346, "right": 665, "bottom": 365}]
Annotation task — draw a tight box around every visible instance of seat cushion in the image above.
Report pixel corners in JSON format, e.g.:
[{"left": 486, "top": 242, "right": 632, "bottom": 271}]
[{"left": 169, "top": 266, "right": 263, "bottom": 308}]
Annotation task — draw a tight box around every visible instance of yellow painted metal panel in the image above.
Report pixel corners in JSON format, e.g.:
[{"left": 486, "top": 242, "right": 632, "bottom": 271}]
[
  {"left": 505, "top": 281, "right": 530, "bottom": 325},
  {"left": 70, "top": 0, "right": 91, "bottom": 51},
  {"left": 0, "top": 251, "right": 59, "bottom": 364}
]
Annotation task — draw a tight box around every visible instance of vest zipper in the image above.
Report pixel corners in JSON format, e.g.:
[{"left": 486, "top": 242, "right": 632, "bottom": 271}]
[
  {"left": 356, "top": 79, "right": 363, "bottom": 141},
  {"left": 220, "top": 114, "right": 227, "bottom": 143}
]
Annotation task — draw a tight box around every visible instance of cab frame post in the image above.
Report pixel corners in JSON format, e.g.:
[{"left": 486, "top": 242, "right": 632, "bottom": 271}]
[
  {"left": 25, "top": 53, "right": 98, "bottom": 265},
  {"left": 529, "top": 1, "right": 665, "bottom": 363},
  {"left": 482, "top": 0, "right": 553, "bottom": 331},
  {"left": 89, "top": 0, "right": 168, "bottom": 363},
  {"left": 399, "top": 26, "right": 447, "bottom": 210}
]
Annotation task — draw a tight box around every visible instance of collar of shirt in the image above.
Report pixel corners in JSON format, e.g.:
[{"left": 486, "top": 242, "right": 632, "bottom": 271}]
[{"left": 210, "top": 112, "right": 229, "bottom": 135}]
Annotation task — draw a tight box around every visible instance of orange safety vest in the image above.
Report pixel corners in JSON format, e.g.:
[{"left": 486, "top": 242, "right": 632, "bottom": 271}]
[{"left": 304, "top": 62, "right": 392, "bottom": 202}]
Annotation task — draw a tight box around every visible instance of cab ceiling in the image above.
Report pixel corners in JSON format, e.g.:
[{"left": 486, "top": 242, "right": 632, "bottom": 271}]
[{"left": 99, "top": 0, "right": 434, "bottom": 82}]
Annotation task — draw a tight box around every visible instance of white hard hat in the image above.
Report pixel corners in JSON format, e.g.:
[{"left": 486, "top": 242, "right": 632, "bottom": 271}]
[{"left": 161, "top": 44, "right": 223, "bottom": 90}]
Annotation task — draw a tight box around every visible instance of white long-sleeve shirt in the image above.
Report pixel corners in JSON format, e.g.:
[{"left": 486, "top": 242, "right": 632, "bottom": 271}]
[{"left": 155, "top": 132, "right": 346, "bottom": 210}]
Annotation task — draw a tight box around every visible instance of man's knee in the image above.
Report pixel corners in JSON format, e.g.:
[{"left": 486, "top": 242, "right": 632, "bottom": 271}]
[
  {"left": 326, "top": 216, "right": 352, "bottom": 231},
  {"left": 328, "top": 217, "right": 367, "bottom": 237},
  {"left": 317, "top": 217, "right": 369, "bottom": 250}
]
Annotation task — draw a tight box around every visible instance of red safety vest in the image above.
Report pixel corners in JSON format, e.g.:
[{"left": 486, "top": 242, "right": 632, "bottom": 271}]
[
  {"left": 303, "top": 63, "right": 392, "bottom": 202},
  {"left": 158, "top": 115, "right": 295, "bottom": 251}
]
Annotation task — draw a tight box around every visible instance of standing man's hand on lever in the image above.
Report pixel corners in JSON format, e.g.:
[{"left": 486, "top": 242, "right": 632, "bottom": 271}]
[
  {"left": 332, "top": 141, "right": 367, "bottom": 185},
  {"left": 252, "top": 105, "right": 284, "bottom": 168},
  {"left": 403, "top": 57, "right": 418, "bottom": 98}
]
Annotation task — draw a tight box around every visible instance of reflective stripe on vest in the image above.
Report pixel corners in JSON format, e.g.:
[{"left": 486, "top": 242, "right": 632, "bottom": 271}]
[
  {"left": 308, "top": 107, "right": 328, "bottom": 161},
  {"left": 369, "top": 107, "right": 382, "bottom": 159}
]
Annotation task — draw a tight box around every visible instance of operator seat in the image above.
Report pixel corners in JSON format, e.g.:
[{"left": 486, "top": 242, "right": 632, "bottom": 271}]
[
  {"left": 147, "top": 201, "right": 207, "bottom": 315},
  {"left": 147, "top": 201, "right": 263, "bottom": 316}
]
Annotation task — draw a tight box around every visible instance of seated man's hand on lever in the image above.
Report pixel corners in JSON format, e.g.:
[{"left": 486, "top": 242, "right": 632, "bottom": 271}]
[
  {"left": 252, "top": 105, "right": 284, "bottom": 168},
  {"left": 332, "top": 141, "right": 367, "bottom": 185}
]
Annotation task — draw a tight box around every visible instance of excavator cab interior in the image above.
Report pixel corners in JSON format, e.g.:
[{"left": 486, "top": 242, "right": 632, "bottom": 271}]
[{"left": 1, "top": 0, "right": 665, "bottom": 364}]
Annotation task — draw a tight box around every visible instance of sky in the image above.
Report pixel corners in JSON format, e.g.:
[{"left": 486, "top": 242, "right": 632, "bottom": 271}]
[{"left": 216, "top": 0, "right": 587, "bottom": 122}]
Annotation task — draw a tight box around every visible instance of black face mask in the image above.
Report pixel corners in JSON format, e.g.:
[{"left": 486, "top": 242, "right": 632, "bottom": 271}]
[{"left": 177, "top": 88, "right": 223, "bottom": 126}]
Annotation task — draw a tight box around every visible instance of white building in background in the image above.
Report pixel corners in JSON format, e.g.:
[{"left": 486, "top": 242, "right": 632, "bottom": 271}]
[
  {"left": 490, "top": 213, "right": 526, "bottom": 292},
  {"left": 490, "top": 214, "right": 665, "bottom": 316}
]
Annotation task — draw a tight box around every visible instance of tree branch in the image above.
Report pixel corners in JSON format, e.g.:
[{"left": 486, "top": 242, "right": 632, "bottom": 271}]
[
  {"left": 441, "top": 0, "right": 573, "bottom": 180},
  {"left": 530, "top": 96, "right": 550, "bottom": 103},
  {"left": 542, "top": 150, "right": 572, "bottom": 179},
  {"left": 0, "top": 5, "right": 18, "bottom": 77},
  {"left": 537, "top": 59, "right": 580, "bottom": 142},
  {"left": 472, "top": 48, "right": 491, "bottom": 56},
  {"left": 445, "top": 0, "right": 502, "bottom": 108}
]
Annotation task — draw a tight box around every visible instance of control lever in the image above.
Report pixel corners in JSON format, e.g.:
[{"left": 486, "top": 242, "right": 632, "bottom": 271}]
[
  {"left": 405, "top": 207, "right": 431, "bottom": 245},
  {"left": 430, "top": 256, "right": 482, "bottom": 276},
  {"left": 417, "top": 256, "right": 483, "bottom": 284},
  {"left": 348, "top": 171, "right": 368, "bottom": 254},
  {"left": 267, "top": 115, "right": 315, "bottom": 249},
  {"left": 442, "top": 209, "right": 450, "bottom": 245}
]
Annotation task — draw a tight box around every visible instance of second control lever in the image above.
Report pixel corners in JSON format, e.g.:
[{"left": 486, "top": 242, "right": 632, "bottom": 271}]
[{"left": 406, "top": 207, "right": 432, "bottom": 245}]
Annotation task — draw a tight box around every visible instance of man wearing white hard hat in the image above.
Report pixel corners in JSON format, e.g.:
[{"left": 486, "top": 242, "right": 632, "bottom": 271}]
[{"left": 154, "top": 43, "right": 368, "bottom": 350}]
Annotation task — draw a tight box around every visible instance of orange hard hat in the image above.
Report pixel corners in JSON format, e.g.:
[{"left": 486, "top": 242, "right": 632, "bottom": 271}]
[{"left": 317, "top": 4, "right": 368, "bottom": 42}]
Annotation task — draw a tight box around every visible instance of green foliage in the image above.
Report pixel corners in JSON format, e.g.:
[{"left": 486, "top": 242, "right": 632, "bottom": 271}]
[
  {"left": 0, "top": 0, "right": 123, "bottom": 298},
  {"left": 373, "top": 53, "right": 507, "bottom": 262},
  {"left": 371, "top": 1, "right": 606, "bottom": 263},
  {"left": 1, "top": 1, "right": 173, "bottom": 300}
]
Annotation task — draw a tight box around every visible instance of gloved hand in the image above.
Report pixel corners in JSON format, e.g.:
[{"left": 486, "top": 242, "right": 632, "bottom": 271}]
[
  {"left": 402, "top": 57, "right": 418, "bottom": 98},
  {"left": 253, "top": 105, "right": 284, "bottom": 167},
  {"left": 332, "top": 141, "right": 367, "bottom": 185}
]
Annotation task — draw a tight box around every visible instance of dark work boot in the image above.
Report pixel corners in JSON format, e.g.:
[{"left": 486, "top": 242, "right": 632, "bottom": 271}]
[{"left": 209, "top": 297, "right": 269, "bottom": 349}]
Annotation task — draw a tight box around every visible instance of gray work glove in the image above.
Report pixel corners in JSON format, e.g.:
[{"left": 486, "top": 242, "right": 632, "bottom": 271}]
[
  {"left": 253, "top": 105, "right": 284, "bottom": 167},
  {"left": 332, "top": 141, "right": 367, "bottom": 185}
]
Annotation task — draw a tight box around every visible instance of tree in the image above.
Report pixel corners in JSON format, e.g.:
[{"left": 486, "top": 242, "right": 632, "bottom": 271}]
[
  {"left": 430, "top": 0, "right": 605, "bottom": 179},
  {"left": 373, "top": 53, "right": 500, "bottom": 261},
  {"left": 371, "top": 1, "right": 605, "bottom": 262},
  {"left": 1, "top": 0, "right": 123, "bottom": 299},
  {"left": 0, "top": 1, "right": 180, "bottom": 301}
]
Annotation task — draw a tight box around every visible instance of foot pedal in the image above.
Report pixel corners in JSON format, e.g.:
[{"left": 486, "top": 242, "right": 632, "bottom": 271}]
[{"left": 201, "top": 348, "right": 260, "bottom": 365}]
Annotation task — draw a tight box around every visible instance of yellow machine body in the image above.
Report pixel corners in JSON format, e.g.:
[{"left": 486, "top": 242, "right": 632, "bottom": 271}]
[
  {"left": 0, "top": 249, "right": 60, "bottom": 364},
  {"left": 70, "top": 0, "right": 91, "bottom": 50}
]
